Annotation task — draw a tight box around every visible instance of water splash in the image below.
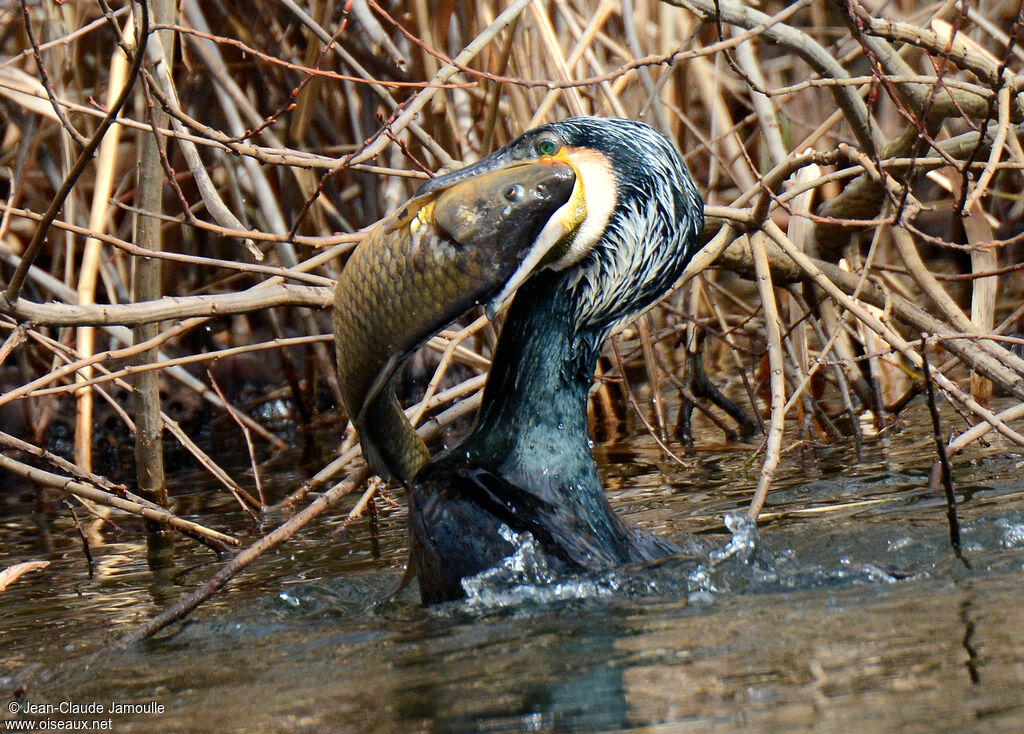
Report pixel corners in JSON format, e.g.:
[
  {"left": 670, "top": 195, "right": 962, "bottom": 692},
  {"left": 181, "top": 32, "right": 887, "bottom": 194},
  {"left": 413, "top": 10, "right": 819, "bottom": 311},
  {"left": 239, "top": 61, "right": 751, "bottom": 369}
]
[
  {"left": 457, "top": 512, "right": 913, "bottom": 613},
  {"left": 686, "top": 512, "right": 785, "bottom": 595},
  {"left": 996, "top": 518, "right": 1024, "bottom": 548},
  {"left": 461, "top": 525, "right": 556, "bottom": 592},
  {"left": 690, "top": 512, "right": 908, "bottom": 595},
  {"left": 459, "top": 525, "right": 627, "bottom": 610},
  {"left": 709, "top": 513, "right": 761, "bottom": 565}
]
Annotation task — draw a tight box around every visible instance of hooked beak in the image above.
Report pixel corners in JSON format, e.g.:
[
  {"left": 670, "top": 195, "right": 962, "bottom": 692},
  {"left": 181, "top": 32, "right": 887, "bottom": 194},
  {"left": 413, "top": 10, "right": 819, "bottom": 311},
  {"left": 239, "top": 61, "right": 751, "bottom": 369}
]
[{"left": 418, "top": 151, "right": 522, "bottom": 196}]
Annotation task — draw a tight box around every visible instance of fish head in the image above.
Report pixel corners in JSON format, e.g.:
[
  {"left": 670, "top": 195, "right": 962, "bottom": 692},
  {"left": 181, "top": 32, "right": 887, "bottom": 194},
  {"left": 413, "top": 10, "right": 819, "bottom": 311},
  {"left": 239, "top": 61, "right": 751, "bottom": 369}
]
[
  {"left": 433, "top": 161, "right": 576, "bottom": 250},
  {"left": 432, "top": 161, "right": 585, "bottom": 319}
]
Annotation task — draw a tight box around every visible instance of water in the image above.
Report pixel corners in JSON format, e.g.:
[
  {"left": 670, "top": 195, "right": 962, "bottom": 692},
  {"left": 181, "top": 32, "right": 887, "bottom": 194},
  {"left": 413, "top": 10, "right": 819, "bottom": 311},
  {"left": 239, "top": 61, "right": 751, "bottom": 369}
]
[{"left": 2, "top": 419, "right": 1024, "bottom": 732}]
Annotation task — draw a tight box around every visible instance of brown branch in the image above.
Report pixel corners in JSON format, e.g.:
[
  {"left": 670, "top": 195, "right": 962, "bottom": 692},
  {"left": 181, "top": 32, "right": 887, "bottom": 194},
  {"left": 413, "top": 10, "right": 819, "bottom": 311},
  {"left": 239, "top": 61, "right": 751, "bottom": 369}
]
[
  {"left": 158, "top": 24, "right": 473, "bottom": 89},
  {"left": 0, "top": 452, "right": 238, "bottom": 550},
  {"left": 19, "top": 0, "right": 88, "bottom": 145},
  {"left": 0, "top": 284, "right": 332, "bottom": 327}
]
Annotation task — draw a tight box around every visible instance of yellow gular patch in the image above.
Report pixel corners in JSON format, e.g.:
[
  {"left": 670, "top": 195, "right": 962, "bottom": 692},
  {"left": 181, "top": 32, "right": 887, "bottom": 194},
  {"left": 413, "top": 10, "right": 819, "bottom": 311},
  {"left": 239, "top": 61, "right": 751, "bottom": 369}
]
[{"left": 547, "top": 146, "right": 617, "bottom": 270}]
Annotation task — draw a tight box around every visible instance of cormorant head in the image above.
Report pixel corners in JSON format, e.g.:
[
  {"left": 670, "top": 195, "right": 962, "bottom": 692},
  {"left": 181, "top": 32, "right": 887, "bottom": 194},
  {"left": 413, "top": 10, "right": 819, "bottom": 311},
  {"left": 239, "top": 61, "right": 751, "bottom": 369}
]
[{"left": 419, "top": 117, "right": 704, "bottom": 334}]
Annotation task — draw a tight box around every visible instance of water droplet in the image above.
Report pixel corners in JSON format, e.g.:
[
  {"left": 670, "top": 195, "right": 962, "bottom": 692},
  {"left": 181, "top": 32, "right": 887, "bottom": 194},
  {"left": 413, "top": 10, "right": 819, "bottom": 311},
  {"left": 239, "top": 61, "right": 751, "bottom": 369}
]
[{"left": 997, "top": 519, "right": 1024, "bottom": 548}]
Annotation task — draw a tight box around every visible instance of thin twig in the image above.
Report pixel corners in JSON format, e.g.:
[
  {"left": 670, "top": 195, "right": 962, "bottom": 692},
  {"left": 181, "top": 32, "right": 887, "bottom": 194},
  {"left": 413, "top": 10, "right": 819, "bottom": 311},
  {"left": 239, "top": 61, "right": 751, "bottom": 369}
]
[
  {"left": 920, "top": 336, "right": 964, "bottom": 560},
  {"left": 747, "top": 233, "right": 786, "bottom": 519}
]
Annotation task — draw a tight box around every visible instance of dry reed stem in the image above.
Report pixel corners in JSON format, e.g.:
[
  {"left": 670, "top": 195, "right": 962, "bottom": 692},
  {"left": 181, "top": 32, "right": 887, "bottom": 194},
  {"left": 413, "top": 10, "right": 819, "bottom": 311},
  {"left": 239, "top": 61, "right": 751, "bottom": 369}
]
[
  {"left": 748, "top": 233, "right": 786, "bottom": 519},
  {"left": 74, "top": 13, "right": 134, "bottom": 474},
  {"left": 964, "top": 201, "right": 998, "bottom": 408},
  {"left": 2, "top": 3, "right": 148, "bottom": 305}
]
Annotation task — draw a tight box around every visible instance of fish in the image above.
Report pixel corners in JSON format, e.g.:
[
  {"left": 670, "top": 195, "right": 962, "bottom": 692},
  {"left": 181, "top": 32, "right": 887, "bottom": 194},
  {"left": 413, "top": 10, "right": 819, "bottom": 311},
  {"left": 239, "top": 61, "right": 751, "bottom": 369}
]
[{"left": 334, "top": 161, "right": 577, "bottom": 483}]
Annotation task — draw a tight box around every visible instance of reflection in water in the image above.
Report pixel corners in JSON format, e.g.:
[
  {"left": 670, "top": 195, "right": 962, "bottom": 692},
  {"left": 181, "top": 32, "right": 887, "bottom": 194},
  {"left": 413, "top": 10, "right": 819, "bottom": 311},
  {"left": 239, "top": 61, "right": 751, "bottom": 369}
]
[
  {"left": 959, "top": 594, "right": 981, "bottom": 685},
  {"left": 391, "top": 613, "right": 631, "bottom": 732}
]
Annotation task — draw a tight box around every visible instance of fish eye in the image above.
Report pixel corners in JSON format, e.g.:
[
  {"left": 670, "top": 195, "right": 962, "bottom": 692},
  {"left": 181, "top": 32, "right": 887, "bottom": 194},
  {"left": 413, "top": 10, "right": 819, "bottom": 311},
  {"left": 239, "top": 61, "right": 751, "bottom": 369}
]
[
  {"left": 504, "top": 184, "right": 524, "bottom": 201},
  {"left": 536, "top": 138, "right": 560, "bottom": 156}
]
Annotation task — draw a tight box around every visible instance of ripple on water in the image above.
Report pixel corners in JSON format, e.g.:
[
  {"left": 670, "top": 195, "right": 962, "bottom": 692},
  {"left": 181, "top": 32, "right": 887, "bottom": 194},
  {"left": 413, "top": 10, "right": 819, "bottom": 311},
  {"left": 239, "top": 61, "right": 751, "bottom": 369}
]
[{"left": 4, "top": 418, "right": 1024, "bottom": 732}]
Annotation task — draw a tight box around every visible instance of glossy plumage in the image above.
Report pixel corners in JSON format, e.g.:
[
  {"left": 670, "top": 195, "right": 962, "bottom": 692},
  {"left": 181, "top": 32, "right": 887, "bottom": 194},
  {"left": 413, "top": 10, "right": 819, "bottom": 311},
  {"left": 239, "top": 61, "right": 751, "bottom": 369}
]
[{"left": 408, "top": 118, "right": 704, "bottom": 603}]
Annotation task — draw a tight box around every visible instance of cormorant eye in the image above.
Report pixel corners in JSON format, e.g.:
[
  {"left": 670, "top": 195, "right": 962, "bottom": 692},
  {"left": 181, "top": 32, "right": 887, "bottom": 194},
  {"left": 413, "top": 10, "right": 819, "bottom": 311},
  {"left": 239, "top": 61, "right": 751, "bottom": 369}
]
[
  {"left": 536, "top": 138, "right": 559, "bottom": 156},
  {"left": 504, "top": 184, "right": 524, "bottom": 201}
]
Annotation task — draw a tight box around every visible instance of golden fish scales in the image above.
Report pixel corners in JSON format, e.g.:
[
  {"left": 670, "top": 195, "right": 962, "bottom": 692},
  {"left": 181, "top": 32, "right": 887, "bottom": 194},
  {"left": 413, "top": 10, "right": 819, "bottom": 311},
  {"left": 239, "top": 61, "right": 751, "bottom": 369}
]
[{"left": 334, "top": 161, "right": 577, "bottom": 483}]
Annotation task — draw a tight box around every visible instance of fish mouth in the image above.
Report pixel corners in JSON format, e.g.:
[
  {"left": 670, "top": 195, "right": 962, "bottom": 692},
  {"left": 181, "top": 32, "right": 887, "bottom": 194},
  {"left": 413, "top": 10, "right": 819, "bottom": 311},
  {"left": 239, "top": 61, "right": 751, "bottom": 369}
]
[
  {"left": 476, "top": 155, "right": 585, "bottom": 320},
  {"left": 424, "top": 147, "right": 616, "bottom": 320},
  {"left": 424, "top": 155, "right": 588, "bottom": 320}
]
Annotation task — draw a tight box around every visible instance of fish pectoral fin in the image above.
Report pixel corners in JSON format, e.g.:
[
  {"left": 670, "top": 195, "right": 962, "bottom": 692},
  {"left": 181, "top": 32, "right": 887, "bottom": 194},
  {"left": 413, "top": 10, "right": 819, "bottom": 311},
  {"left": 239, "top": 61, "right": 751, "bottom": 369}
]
[{"left": 383, "top": 192, "right": 438, "bottom": 235}]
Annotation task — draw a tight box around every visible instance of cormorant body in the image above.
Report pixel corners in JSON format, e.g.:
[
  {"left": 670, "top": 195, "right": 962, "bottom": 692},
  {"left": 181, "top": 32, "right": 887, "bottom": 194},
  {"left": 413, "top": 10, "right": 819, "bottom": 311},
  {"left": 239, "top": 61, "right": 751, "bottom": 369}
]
[{"left": 407, "top": 118, "right": 704, "bottom": 603}]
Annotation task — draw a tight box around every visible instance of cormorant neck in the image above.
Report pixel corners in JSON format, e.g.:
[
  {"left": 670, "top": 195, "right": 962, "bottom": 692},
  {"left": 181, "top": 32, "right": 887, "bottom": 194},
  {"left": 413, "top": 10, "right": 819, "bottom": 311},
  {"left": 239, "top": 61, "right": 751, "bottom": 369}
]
[{"left": 468, "top": 271, "right": 603, "bottom": 486}]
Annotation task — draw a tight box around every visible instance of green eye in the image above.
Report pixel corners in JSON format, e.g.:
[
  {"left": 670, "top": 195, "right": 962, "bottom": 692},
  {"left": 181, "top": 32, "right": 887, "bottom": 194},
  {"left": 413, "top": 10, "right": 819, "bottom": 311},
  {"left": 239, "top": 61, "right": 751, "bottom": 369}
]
[{"left": 536, "top": 138, "right": 559, "bottom": 156}]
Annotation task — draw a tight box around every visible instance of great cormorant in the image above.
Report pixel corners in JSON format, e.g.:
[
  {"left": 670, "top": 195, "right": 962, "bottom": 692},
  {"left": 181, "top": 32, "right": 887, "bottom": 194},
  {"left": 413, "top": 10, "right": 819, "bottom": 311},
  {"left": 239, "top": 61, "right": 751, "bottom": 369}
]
[{"left": 402, "top": 117, "right": 705, "bottom": 602}]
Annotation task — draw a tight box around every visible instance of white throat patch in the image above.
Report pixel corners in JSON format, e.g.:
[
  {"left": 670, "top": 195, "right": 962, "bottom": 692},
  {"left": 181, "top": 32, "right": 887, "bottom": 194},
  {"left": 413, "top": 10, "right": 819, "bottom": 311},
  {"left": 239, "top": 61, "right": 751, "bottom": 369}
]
[{"left": 546, "top": 147, "right": 617, "bottom": 271}]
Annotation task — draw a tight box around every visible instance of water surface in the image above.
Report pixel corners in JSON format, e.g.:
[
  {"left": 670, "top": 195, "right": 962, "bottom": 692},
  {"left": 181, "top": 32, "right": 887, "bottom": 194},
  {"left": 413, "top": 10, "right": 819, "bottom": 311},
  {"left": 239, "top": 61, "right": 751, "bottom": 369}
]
[{"left": 2, "top": 415, "right": 1024, "bottom": 732}]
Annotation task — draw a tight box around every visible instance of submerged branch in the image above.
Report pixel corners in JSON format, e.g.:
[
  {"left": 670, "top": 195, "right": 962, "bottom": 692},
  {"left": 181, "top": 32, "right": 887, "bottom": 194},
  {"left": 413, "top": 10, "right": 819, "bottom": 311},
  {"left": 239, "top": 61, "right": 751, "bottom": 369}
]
[{"left": 0, "top": 452, "right": 237, "bottom": 550}]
